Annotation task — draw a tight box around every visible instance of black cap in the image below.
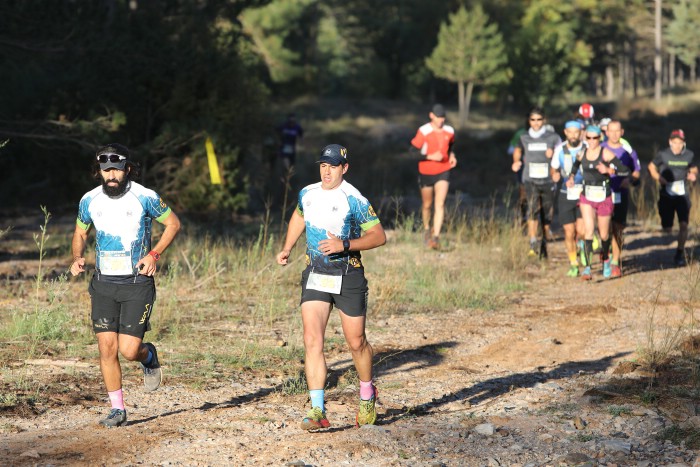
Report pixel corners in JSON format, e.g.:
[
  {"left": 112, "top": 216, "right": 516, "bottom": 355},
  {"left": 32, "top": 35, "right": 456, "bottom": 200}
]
[
  {"left": 96, "top": 143, "right": 130, "bottom": 170},
  {"left": 317, "top": 144, "right": 348, "bottom": 165},
  {"left": 431, "top": 104, "right": 446, "bottom": 118}
]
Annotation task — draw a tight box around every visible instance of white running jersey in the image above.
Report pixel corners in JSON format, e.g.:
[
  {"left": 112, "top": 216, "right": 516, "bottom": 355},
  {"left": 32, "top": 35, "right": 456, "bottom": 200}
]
[{"left": 77, "top": 181, "right": 171, "bottom": 278}]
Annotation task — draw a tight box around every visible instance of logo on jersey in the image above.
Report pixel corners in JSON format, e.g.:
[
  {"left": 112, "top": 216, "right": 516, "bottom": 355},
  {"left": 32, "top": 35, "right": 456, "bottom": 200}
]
[
  {"left": 159, "top": 198, "right": 167, "bottom": 209},
  {"left": 368, "top": 206, "right": 376, "bottom": 218}
]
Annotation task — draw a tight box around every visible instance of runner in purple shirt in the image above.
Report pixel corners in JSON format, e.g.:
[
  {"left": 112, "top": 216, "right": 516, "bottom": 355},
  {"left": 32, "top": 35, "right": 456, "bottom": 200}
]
[{"left": 601, "top": 120, "right": 640, "bottom": 278}]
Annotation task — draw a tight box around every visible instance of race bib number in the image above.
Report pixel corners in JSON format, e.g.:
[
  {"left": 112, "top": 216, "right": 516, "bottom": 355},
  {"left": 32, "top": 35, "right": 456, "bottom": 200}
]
[
  {"left": 99, "top": 251, "right": 133, "bottom": 275},
  {"left": 667, "top": 180, "right": 686, "bottom": 196},
  {"left": 529, "top": 162, "right": 549, "bottom": 179},
  {"left": 282, "top": 144, "right": 294, "bottom": 155},
  {"left": 567, "top": 184, "right": 583, "bottom": 201},
  {"left": 612, "top": 192, "right": 622, "bottom": 204},
  {"left": 528, "top": 142, "right": 548, "bottom": 152},
  {"left": 585, "top": 185, "right": 607, "bottom": 203},
  {"left": 307, "top": 272, "right": 342, "bottom": 294}
]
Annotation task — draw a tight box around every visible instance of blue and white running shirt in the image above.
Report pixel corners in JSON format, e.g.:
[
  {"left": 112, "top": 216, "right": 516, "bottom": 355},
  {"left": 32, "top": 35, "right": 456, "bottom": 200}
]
[
  {"left": 297, "top": 180, "right": 380, "bottom": 275},
  {"left": 77, "top": 181, "right": 172, "bottom": 282}
]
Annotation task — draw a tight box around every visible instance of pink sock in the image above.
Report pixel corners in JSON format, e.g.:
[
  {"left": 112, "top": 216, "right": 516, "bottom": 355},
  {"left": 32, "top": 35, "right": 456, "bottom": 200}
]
[
  {"left": 359, "top": 380, "right": 375, "bottom": 400},
  {"left": 108, "top": 388, "right": 125, "bottom": 410}
]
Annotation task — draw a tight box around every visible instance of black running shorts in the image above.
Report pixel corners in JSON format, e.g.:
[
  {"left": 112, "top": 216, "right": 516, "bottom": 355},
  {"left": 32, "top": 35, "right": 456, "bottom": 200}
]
[
  {"left": 524, "top": 182, "right": 554, "bottom": 225},
  {"left": 89, "top": 276, "right": 156, "bottom": 338},
  {"left": 612, "top": 190, "right": 630, "bottom": 226},
  {"left": 418, "top": 170, "right": 450, "bottom": 188},
  {"left": 658, "top": 194, "right": 690, "bottom": 229},
  {"left": 557, "top": 193, "right": 581, "bottom": 226},
  {"left": 300, "top": 269, "right": 368, "bottom": 317}
]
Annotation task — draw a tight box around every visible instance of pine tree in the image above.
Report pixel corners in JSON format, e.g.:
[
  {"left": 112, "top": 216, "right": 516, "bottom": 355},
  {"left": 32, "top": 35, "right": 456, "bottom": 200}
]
[{"left": 425, "top": 5, "right": 508, "bottom": 125}]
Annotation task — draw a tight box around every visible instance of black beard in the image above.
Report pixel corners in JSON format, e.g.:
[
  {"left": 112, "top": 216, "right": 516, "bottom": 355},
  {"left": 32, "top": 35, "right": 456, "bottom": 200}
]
[
  {"left": 568, "top": 139, "right": 581, "bottom": 147},
  {"left": 102, "top": 177, "right": 130, "bottom": 197}
]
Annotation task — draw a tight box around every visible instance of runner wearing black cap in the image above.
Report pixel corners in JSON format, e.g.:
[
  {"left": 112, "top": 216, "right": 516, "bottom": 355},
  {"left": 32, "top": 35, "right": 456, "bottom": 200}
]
[
  {"left": 276, "top": 144, "right": 386, "bottom": 430},
  {"left": 648, "top": 130, "right": 698, "bottom": 266},
  {"left": 70, "top": 143, "right": 181, "bottom": 427},
  {"left": 410, "top": 104, "right": 458, "bottom": 250}
]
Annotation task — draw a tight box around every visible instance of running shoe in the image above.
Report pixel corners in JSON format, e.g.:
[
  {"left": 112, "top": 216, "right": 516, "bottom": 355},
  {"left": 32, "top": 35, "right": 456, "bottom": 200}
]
[
  {"left": 528, "top": 240, "right": 537, "bottom": 258},
  {"left": 581, "top": 266, "right": 592, "bottom": 281},
  {"left": 603, "top": 259, "right": 612, "bottom": 279},
  {"left": 428, "top": 236, "right": 440, "bottom": 250},
  {"left": 356, "top": 385, "right": 378, "bottom": 427},
  {"left": 611, "top": 264, "right": 622, "bottom": 278},
  {"left": 99, "top": 408, "right": 127, "bottom": 428},
  {"left": 300, "top": 407, "right": 330, "bottom": 431},
  {"left": 674, "top": 250, "right": 686, "bottom": 267},
  {"left": 141, "top": 342, "right": 162, "bottom": 392},
  {"left": 566, "top": 265, "right": 579, "bottom": 277}
]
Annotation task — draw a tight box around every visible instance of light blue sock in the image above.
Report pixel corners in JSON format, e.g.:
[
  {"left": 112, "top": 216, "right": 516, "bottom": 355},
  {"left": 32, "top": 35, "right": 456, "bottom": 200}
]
[{"left": 309, "top": 389, "right": 325, "bottom": 412}]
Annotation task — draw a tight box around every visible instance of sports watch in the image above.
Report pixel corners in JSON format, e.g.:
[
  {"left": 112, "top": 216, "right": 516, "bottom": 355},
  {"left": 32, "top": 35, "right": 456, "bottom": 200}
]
[
  {"left": 342, "top": 239, "right": 350, "bottom": 253},
  {"left": 148, "top": 250, "right": 161, "bottom": 261}
]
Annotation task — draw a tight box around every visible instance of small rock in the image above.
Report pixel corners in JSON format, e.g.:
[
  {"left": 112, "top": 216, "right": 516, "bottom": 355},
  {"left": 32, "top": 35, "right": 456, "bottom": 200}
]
[
  {"left": 538, "top": 433, "right": 554, "bottom": 443},
  {"left": 276, "top": 339, "right": 287, "bottom": 347},
  {"left": 572, "top": 416, "right": 586, "bottom": 430},
  {"left": 486, "top": 457, "right": 500, "bottom": 466},
  {"left": 602, "top": 439, "right": 632, "bottom": 456},
  {"left": 558, "top": 452, "right": 591, "bottom": 464},
  {"left": 286, "top": 461, "right": 306, "bottom": 467},
  {"left": 20, "top": 450, "right": 40, "bottom": 459},
  {"left": 473, "top": 423, "right": 495, "bottom": 436}
]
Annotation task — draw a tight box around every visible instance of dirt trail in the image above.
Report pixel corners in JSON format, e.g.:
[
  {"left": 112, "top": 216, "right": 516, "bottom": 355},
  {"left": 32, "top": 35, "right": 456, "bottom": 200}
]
[{"left": 1, "top": 226, "right": 699, "bottom": 466}]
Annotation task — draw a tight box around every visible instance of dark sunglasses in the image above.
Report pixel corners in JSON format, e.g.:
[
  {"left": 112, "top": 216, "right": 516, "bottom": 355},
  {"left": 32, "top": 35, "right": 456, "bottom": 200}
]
[
  {"left": 529, "top": 118, "right": 543, "bottom": 121},
  {"left": 585, "top": 135, "right": 600, "bottom": 140},
  {"left": 97, "top": 154, "right": 126, "bottom": 163}
]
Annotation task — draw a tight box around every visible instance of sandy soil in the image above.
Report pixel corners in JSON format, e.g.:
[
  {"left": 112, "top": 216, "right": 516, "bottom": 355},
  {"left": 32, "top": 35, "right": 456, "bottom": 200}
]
[{"left": 1, "top": 223, "right": 700, "bottom": 466}]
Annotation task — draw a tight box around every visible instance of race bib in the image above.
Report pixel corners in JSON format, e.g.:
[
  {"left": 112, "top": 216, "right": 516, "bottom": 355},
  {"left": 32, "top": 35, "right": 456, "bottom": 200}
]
[
  {"left": 282, "top": 144, "right": 294, "bottom": 155},
  {"left": 667, "top": 180, "right": 686, "bottom": 196},
  {"left": 307, "top": 272, "right": 342, "bottom": 294},
  {"left": 612, "top": 192, "right": 621, "bottom": 204},
  {"left": 585, "top": 185, "right": 606, "bottom": 203},
  {"left": 529, "top": 162, "right": 549, "bottom": 179},
  {"left": 567, "top": 184, "right": 583, "bottom": 201},
  {"left": 99, "top": 251, "right": 133, "bottom": 275},
  {"left": 528, "top": 142, "right": 548, "bottom": 152}
]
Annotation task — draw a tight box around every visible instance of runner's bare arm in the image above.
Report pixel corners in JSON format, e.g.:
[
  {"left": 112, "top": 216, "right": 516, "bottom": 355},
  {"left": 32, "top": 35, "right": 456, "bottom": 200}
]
[
  {"left": 688, "top": 165, "right": 698, "bottom": 182},
  {"left": 648, "top": 161, "right": 667, "bottom": 185},
  {"left": 70, "top": 224, "right": 89, "bottom": 276},
  {"left": 512, "top": 147, "right": 523, "bottom": 172},
  {"left": 277, "top": 210, "right": 306, "bottom": 265}
]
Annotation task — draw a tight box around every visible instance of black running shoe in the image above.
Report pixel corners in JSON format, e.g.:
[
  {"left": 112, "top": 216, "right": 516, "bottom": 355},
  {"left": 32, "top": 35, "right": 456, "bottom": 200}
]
[
  {"left": 140, "top": 342, "right": 162, "bottom": 391},
  {"left": 99, "top": 408, "right": 127, "bottom": 428},
  {"left": 674, "top": 250, "right": 686, "bottom": 267}
]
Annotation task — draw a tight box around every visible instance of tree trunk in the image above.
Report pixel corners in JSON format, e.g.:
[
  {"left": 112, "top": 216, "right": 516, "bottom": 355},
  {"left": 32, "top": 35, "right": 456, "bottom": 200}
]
[
  {"left": 458, "top": 80, "right": 466, "bottom": 127},
  {"left": 465, "top": 81, "right": 474, "bottom": 124},
  {"left": 669, "top": 51, "right": 676, "bottom": 88},
  {"left": 606, "top": 43, "right": 615, "bottom": 99},
  {"left": 692, "top": 61, "right": 697, "bottom": 83},
  {"left": 654, "top": 0, "right": 662, "bottom": 100}
]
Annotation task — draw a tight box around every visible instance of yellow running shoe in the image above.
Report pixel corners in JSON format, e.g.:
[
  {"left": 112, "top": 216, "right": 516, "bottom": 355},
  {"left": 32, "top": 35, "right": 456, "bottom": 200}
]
[
  {"left": 355, "top": 386, "right": 378, "bottom": 427},
  {"left": 300, "top": 407, "right": 330, "bottom": 431}
]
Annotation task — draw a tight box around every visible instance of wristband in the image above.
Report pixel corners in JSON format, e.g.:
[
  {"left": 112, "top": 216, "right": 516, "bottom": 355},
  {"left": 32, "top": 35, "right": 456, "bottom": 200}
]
[
  {"left": 343, "top": 239, "right": 350, "bottom": 253},
  {"left": 148, "top": 250, "right": 161, "bottom": 261}
]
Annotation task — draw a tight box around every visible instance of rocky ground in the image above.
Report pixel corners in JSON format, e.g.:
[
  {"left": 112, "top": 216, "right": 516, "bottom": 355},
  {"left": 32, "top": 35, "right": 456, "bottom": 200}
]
[{"left": 1, "top": 225, "right": 700, "bottom": 466}]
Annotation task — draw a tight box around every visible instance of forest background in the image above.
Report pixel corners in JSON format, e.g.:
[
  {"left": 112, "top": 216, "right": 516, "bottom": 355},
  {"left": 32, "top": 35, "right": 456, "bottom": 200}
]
[{"left": 1, "top": 0, "right": 699, "bottom": 227}]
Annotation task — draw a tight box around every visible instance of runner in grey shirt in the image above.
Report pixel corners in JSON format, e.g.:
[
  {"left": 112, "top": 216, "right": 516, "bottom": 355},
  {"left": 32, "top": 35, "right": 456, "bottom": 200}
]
[{"left": 512, "top": 107, "right": 561, "bottom": 257}]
